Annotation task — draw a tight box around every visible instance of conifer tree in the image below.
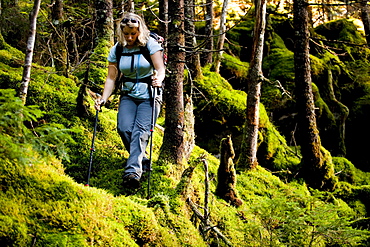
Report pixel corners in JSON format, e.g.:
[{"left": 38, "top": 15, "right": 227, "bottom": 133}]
[
  {"left": 294, "top": 0, "right": 335, "bottom": 190},
  {"left": 160, "top": 0, "right": 186, "bottom": 164},
  {"left": 238, "top": 0, "right": 267, "bottom": 169}
]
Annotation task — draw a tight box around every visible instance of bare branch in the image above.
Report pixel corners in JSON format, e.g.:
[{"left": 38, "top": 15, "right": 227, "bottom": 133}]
[{"left": 187, "top": 197, "right": 234, "bottom": 247}]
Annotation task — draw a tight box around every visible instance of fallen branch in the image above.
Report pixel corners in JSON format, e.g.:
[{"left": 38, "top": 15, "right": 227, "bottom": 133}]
[
  {"left": 185, "top": 155, "right": 234, "bottom": 247},
  {"left": 187, "top": 197, "right": 234, "bottom": 247}
]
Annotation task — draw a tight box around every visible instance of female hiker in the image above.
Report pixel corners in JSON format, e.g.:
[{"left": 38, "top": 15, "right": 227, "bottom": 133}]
[{"left": 94, "top": 12, "right": 165, "bottom": 189}]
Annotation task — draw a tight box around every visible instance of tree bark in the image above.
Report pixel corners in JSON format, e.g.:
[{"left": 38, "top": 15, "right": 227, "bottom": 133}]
[
  {"left": 201, "top": 0, "right": 213, "bottom": 66},
  {"left": 294, "top": 0, "right": 324, "bottom": 189},
  {"left": 360, "top": 1, "right": 370, "bottom": 46},
  {"left": 183, "top": 95, "right": 195, "bottom": 160},
  {"left": 19, "top": 0, "right": 41, "bottom": 105},
  {"left": 214, "top": 0, "right": 229, "bottom": 73},
  {"left": 50, "top": 0, "right": 69, "bottom": 75},
  {"left": 216, "top": 135, "right": 242, "bottom": 207},
  {"left": 51, "top": 0, "right": 63, "bottom": 25},
  {"left": 159, "top": 0, "right": 168, "bottom": 52},
  {"left": 159, "top": 0, "right": 186, "bottom": 165},
  {"left": 94, "top": 0, "right": 114, "bottom": 44},
  {"left": 238, "top": 0, "right": 266, "bottom": 170},
  {"left": 185, "top": 0, "right": 202, "bottom": 79},
  {"left": 76, "top": 0, "right": 114, "bottom": 117}
]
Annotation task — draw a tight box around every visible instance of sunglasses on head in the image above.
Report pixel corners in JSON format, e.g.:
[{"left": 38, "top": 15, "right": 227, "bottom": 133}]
[{"left": 122, "top": 18, "right": 138, "bottom": 24}]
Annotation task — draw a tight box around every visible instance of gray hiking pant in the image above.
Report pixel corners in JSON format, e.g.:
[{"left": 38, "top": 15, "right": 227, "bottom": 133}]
[{"left": 117, "top": 95, "right": 161, "bottom": 178}]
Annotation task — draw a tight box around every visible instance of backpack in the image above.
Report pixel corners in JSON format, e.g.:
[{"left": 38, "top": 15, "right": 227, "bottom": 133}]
[{"left": 114, "top": 32, "right": 166, "bottom": 94}]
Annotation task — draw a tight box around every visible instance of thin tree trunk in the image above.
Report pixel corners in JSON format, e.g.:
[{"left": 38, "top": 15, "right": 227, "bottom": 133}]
[
  {"left": 19, "top": 0, "right": 41, "bottom": 105},
  {"left": 160, "top": 0, "right": 186, "bottom": 165},
  {"left": 214, "top": 0, "right": 229, "bottom": 73},
  {"left": 50, "top": 0, "right": 69, "bottom": 76},
  {"left": 159, "top": 0, "right": 168, "bottom": 59},
  {"left": 201, "top": 0, "right": 213, "bottom": 65},
  {"left": 185, "top": 0, "right": 202, "bottom": 79},
  {"left": 294, "top": 0, "right": 324, "bottom": 188},
  {"left": 51, "top": 0, "right": 63, "bottom": 25},
  {"left": 238, "top": 0, "right": 266, "bottom": 169},
  {"left": 183, "top": 95, "right": 195, "bottom": 160},
  {"left": 360, "top": 1, "right": 370, "bottom": 46}
]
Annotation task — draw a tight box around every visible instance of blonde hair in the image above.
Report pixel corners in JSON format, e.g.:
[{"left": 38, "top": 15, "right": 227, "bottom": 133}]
[{"left": 116, "top": 13, "right": 150, "bottom": 47}]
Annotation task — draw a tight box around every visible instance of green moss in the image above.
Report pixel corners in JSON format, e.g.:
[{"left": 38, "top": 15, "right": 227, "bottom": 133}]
[
  {"left": 0, "top": 215, "right": 30, "bottom": 246},
  {"left": 194, "top": 67, "right": 247, "bottom": 153},
  {"left": 1, "top": 21, "right": 370, "bottom": 247},
  {"left": 263, "top": 48, "right": 294, "bottom": 82},
  {"left": 315, "top": 19, "right": 366, "bottom": 45},
  {"left": 320, "top": 146, "right": 338, "bottom": 190},
  {"left": 266, "top": 32, "right": 288, "bottom": 51},
  {"left": 0, "top": 63, "right": 23, "bottom": 89},
  {"left": 221, "top": 53, "right": 249, "bottom": 78},
  {"left": 226, "top": 25, "right": 253, "bottom": 57},
  {"left": 0, "top": 33, "right": 24, "bottom": 64},
  {"left": 333, "top": 157, "right": 370, "bottom": 186},
  {"left": 262, "top": 47, "right": 295, "bottom": 111},
  {"left": 312, "top": 83, "right": 335, "bottom": 124},
  {"left": 315, "top": 19, "right": 369, "bottom": 61}
]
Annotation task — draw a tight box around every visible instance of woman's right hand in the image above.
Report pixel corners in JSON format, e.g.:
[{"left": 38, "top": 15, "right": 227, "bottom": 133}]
[
  {"left": 94, "top": 98, "right": 106, "bottom": 111},
  {"left": 95, "top": 62, "right": 118, "bottom": 111}
]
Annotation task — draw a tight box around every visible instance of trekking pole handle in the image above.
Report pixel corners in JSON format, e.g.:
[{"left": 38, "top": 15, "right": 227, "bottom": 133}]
[{"left": 151, "top": 70, "right": 161, "bottom": 89}]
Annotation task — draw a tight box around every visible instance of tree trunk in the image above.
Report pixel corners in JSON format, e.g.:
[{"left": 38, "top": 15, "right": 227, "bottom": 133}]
[
  {"left": 185, "top": 0, "right": 202, "bottom": 79},
  {"left": 159, "top": 0, "right": 168, "bottom": 60},
  {"left": 19, "top": 0, "right": 41, "bottom": 105},
  {"left": 76, "top": 0, "right": 114, "bottom": 117},
  {"left": 51, "top": 0, "right": 63, "bottom": 25},
  {"left": 238, "top": 0, "right": 266, "bottom": 170},
  {"left": 159, "top": 0, "right": 186, "bottom": 165},
  {"left": 95, "top": 0, "right": 114, "bottom": 44},
  {"left": 213, "top": 0, "right": 228, "bottom": 73},
  {"left": 360, "top": 1, "right": 370, "bottom": 46},
  {"left": 216, "top": 135, "right": 242, "bottom": 207},
  {"left": 201, "top": 0, "right": 213, "bottom": 66},
  {"left": 294, "top": 0, "right": 325, "bottom": 189},
  {"left": 50, "top": 0, "right": 69, "bottom": 75},
  {"left": 183, "top": 95, "right": 195, "bottom": 160}
]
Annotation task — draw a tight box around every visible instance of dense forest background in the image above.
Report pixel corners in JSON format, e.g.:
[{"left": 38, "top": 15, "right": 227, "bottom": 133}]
[{"left": 1, "top": 0, "right": 370, "bottom": 246}]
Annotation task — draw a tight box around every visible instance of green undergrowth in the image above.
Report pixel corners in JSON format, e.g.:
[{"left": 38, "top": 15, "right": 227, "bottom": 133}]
[{"left": 1, "top": 32, "right": 370, "bottom": 246}]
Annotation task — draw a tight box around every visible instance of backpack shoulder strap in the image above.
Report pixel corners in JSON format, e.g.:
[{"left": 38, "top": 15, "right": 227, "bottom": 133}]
[
  {"left": 115, "top": 43, "right": 123, "bottom": 77},
  {"left": 140, "top": 45, "right": 153, "bottom": 67},
  {"left": 112, "top": 43, "right": 124, "bottom": 94}
]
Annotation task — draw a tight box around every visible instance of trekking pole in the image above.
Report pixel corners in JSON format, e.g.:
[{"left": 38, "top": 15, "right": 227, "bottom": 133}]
[
  {"left": 86, "top": 107, "right": 99, "bottom": 186},
  {"left": 147, "top": 84, "right": 158, "bottom": 199}
]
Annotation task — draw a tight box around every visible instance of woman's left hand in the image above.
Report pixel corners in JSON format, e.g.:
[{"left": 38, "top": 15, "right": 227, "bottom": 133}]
[{"left": 151, "top": 70, "right": 162, "bottom": 87}]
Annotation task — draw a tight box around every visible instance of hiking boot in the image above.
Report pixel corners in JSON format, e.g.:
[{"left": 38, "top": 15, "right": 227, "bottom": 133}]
[{"left": 123, "top": 174, "right": 141, "bottom": 189}]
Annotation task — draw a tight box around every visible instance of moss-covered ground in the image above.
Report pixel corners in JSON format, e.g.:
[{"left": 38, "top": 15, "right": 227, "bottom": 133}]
[{"left": 2, "top": 28, "right": 370, "bottom": 245}]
